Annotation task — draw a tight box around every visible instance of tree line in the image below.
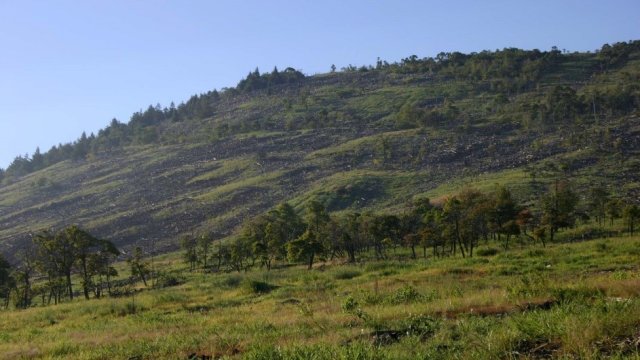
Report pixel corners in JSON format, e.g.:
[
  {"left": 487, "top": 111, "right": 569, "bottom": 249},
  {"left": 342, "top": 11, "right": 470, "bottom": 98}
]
[
  {"left": 0, "top": 226, "right": 122, "bottom": 309},
  {"left": 2, "top": 182, "right": 639, "bottom": 310},
  {"left": 180, "top": 182, "right": 640, "bottom": 273}
]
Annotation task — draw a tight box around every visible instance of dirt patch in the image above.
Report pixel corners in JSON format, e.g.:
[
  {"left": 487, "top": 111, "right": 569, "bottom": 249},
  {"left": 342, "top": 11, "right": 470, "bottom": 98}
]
[
  {"left": 509, "top": 339, "right": 561, "bottom": 359},
  {"left": 437, "top": 298, "right": 557, "bottom": 319}
]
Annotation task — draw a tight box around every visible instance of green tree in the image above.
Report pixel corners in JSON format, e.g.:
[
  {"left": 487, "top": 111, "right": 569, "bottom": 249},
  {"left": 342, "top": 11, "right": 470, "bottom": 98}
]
[
  {"left": 339, "top": 212, "right": 366, "bottom": 263},
  {"left": 623, "top": 204, "right": 640, "bottom": 236},
  {"left": 421, "top": 208, "right": 444, "bottom": 258},
  {"left": 229, "top": 236, "right": 252, "bottom": 272},
  {"left": 588, "top": 186, "right": 609, "bottom": 227},
  {"left": 443, "top": 197, "right": 465, "bottom": 257},
  {"left": 85, "top": 238, "right": 119, "bottom": 298},
  {"left": 197, "top": 234, "right": 212, "bottom": 270},
  {"left": 0, "top": 254, "right": 13, "bottom": 309},
  {"left": 180, "top": 235, "right": 198, "bottom": 271},
  {"left": 128, "top": 247, "right": 150, "bottom": 286},
  {"left": 33, "top": 228, "right": 76, "bottom": 300},
  {"left": 13, "top": 245, "right": 37, "bottom": 308},
  {"left": 605, "top": 199, "right": 623, "bottom": 227},
  {"left": 65, "top": 225, "right": 102, "bottom": 300},
  {"left": 287, "top": 228, "right": 325, "bottom": 270},
  {"left": 540, "top": 180, "right": 579, "bottom": 242},
  {"left": 212, "top": 242, "right": 230, "bottom": 271}
]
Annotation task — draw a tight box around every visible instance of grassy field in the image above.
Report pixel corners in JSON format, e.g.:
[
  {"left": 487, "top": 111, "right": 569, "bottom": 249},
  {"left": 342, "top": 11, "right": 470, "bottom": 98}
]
[{"left": 2, "top": 233, "right": 640, "bottom": 359}]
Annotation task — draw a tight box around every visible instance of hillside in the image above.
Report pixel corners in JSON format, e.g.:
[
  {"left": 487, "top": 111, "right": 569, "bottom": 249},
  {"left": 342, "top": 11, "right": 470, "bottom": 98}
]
[{"left": 1, "top": 42, "right": 640, "bottom": 256}]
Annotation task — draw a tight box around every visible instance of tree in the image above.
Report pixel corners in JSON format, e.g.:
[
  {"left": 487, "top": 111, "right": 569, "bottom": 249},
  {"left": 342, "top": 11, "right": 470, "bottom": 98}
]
[
  {"left": 197, "top": 234, "right": 212, "bottom": 270},
  {"left": 490, "top": 186, "right": 520, "bottom": 238},
  {"left": 181, "top": 235, "right": 198, "bottom": 271},
  {"left": 623, "top": 205, "right": 640, "bottom": 236},
  {"left": 13, "top": 245, "right": 37, "bottom": 308},
  {"left": 339, "top": 212, "right": 366, "bottom": 263},
  {"left": 588, "top": 186, "right": 609, "bottom": 227},
  {"left": 421, "top": 208, "right": 444, "bottom": 258},
  {"left": 287, "top": 228, "right": 325, "bottom": 270},
  {"left": 212, "top": 242, "right": 230, "bottom": 271},
  {"left": 286, "top": 200, "right": 330, "bottom": 269},
  {"left": 66, "top": 225, "right": 101, "bottom": 300},
  {"left": 457, "top": 189, "right": 491, "bottom": 256},
  {"left": 368, "top": 214, "right": 401, "bottom": 259},
  {"left": 400, "top": 204, "right": 428, "bottom": 259},
  {"left": 605, "top": 199, "right": 623, "bottom": 227},
  {"left": 540, "top": 180, "right": 579, "bottom": 242},
  {"left": 33, "top": 228, "right": 76, "bottom": 300},
  {"left": 272, "top": 203, "right": 305, "bottom": 253},
  {"left": 0, "top": 254, "right": 13, "bottom": 309},
  {"left": 229, "top": 236, "right": 252, "bottom": 272},
  {"left": 86, "top": 238, "right": 119, "bottom": 298},
  {"left": 443, "top": 197, "right": 465, "bottom": 257},
  {"left": 263, "top": 222, "right": 284, "bottom": 270},
  {"left": 128, "top": 247, "right": 150, "bottom": 286}
]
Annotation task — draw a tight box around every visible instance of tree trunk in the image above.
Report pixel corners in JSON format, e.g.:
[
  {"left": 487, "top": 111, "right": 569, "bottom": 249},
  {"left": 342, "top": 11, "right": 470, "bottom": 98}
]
[
  {"left": 82, "top": 257, "right": 90, "bottom": 300},
  {"left": 66, "top": 272, "right": 73, "bottom": 300},
  {"left": 308, "top": 252, "right": 315, "bottom": 270}
]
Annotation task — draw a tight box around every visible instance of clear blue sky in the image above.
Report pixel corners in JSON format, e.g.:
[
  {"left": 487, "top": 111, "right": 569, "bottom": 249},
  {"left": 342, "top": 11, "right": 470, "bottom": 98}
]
[{"left": 1, "top": 0, "right": 638, "bottom": 168}]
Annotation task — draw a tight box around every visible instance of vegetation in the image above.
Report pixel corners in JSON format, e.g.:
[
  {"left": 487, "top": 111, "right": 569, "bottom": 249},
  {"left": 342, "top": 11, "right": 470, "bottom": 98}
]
[
  {"left": 1, "top": 232, "right": 640, "bottom": 358},
  {"left": 1, "top": 40, "right": 640, "bottom": 358}
]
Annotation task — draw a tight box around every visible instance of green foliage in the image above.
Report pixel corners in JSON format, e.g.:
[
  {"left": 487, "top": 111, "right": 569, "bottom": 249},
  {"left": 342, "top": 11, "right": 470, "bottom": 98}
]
[
  {"left": 388, "top": 285, "right": 424, "bottom": 304},
  {"left": 403, "top": 314, "right": 440, "bottom": 338}
]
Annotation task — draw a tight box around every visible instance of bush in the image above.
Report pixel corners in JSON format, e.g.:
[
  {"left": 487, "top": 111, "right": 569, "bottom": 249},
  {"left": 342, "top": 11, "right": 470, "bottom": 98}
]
[
  {"left": 244, "top": 280, "right": 277, "bottom": 294},
  {"left": 153, "top": 272, "right": 184, "bottom": 288},
  {"left": 476, "top": 247, "right": 499, "bottom": 256},
  {"left": 388, "top": 285, "right": 423, "bottom": 304},
  {"left": 403, "top": 314, "right": 440, "bottom": 338}
]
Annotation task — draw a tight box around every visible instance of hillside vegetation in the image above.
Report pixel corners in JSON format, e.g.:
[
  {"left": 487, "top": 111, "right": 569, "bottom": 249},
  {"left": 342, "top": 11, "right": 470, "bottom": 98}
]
[
  {"left": 0, "top": 41, "right": 639, "bottom": 256},
  {"left": 0, "top": 41, "right": 640, "bottom": 359}
]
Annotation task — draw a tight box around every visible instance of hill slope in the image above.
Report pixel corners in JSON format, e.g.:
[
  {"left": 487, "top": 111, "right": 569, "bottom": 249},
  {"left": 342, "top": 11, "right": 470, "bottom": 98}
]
[{"left": 1, "top": 42, "right": 639, "bottom": 256}]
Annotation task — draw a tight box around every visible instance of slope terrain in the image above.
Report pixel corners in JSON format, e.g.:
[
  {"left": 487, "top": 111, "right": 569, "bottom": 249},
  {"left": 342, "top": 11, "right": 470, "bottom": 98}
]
[{"left": 1, "top": 43, "right": 639, "bottom": 256}]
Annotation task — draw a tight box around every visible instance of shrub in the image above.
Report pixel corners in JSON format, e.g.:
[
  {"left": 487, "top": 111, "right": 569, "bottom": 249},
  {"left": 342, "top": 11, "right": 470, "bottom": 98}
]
[
  {"left": 403, "top": 314, "right": 440, "bottom": 338},
  {"left": 153, "top": 272, "right": 184, "bottom": 288},
  {"left": 476, "top": 247, "right": 499, "bottom": 256},
  {"left": 244, "top": 280, "right": 277, "bottom": 294},
  {"left": 388, "top": 285, "right": 422, "bottom": 304}
]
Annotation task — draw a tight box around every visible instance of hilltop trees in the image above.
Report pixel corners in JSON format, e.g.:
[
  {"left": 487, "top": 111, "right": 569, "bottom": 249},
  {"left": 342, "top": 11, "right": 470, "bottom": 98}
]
[{"left": 237, "top": 67, "right": 305, "bottom": 93}]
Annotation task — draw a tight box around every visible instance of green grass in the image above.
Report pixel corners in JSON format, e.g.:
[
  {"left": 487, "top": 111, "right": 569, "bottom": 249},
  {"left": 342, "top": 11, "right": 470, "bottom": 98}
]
[{"left": 2, "top": 234, "right": 640, "bottom": 359}]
